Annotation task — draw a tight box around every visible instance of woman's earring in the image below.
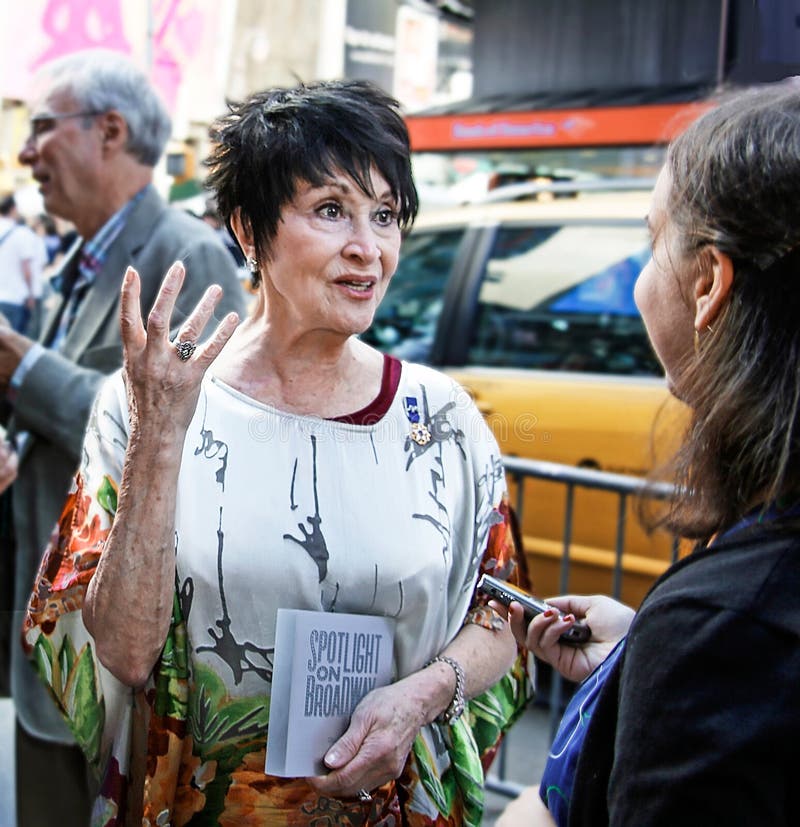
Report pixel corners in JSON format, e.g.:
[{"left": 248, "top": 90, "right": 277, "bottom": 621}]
[
  {"left": 694, "top": 329, "right": 700, "bottom": 355},
  {"left": 246, "top": 256, "right": 260, "bottom": 288}
]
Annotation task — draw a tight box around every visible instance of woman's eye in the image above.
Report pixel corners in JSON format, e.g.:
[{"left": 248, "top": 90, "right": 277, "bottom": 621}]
[
  {"left": 374, "top": 208, "right": 396, "bottom": 226},
  {"left": 319, "top": 203, "right": 342, "bottom": 219}
]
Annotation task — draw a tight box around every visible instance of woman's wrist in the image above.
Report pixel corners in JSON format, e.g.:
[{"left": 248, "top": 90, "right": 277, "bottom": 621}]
[
  {"left": 427, "top": 655, "right": 466, "bottom": 724},
  {"left": 421, "top": 655, "right": 466, "bottom": 725},
  {"left": 127, "top": 419, "right": 190, "bottom": 461}
]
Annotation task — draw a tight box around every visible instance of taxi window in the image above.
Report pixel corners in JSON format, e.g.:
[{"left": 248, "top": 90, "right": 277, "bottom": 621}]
[
  {"left": 467, "top": 224, "right": 662, "bottom": 376},
  {"left": 361, "top": 228, "right": 465, "bottom": 362}
]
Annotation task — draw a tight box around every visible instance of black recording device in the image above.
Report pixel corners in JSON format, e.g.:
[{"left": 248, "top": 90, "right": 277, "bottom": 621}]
[{"left": 477, "top": 574, "right": 592, "bottom": 645}]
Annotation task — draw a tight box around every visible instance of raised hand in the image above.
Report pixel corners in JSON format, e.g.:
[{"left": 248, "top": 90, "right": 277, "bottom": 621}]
[
  {"left": 82, "top": 263, "right": 239, "bottom": 686},
  {"left": 120, "top": 261, "right": 239, "bottom": 439}
]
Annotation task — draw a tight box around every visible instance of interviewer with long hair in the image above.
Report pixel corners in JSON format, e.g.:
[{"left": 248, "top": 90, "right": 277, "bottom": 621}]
[{"left": 508, "top": 83, "right": 800, "bottom": 826}]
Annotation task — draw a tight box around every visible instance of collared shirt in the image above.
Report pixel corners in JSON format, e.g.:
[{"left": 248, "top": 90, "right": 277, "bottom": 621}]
[
  {"left": 49, "top": 185, "right": 149, "bottom": 351},
  {"left": 77, "top": 186, "right": 148, "bottom": 286},
  {"left": 8, "top": 185, "right": 150, "bottom": 400}
]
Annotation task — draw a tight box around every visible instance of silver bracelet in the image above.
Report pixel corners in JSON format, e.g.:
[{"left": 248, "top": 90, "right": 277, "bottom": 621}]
[{"left": 426, "top": 654, "right": 466, "bottom": 724}]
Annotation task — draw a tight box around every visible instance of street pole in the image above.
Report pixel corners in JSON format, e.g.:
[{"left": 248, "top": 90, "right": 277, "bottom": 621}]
[
  {"left": 716, "top": 0, "right": 730, "bottom": 88},
  {"left": 146, "top": 0, "right": 155, "bottom": 74}
]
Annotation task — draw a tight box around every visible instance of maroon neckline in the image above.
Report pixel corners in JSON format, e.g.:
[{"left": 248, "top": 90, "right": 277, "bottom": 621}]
[{"left": 328, "top": 354, "right": 402, "bottom": 425}]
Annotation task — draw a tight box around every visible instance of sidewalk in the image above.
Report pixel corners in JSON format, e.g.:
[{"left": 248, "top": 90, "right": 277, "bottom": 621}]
[{"left": 484, "top": 701, "right": 552, "bottom": 825}]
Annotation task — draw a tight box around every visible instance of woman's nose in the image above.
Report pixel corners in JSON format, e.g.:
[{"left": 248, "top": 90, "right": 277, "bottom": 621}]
[{"left": 343, "top": 219, "right": 380, "bottom": 263}]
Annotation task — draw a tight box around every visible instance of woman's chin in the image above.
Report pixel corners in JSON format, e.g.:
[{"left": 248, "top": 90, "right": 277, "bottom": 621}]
[
  {"left": 342, "top": 312, "right": 378, "bottom": 338},
  {"left": 666, "top": 375, "right": 692, "bottom": 406}
]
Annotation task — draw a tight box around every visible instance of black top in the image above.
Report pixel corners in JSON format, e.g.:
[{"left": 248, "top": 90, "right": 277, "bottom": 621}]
[{"left": 570, "top": 520, "right": 800, "bottom": 826}]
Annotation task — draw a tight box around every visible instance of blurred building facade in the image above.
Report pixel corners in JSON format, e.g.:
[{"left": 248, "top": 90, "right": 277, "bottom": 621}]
[
  {"left": 405, "top": 0, "right": 800, "bottom": 203},
  {"left": 3, "top": 0, "right": 798, "bottom": 213},
  {"left": 0, "top": 0, "right": 472, "bottom": 211},
  {"left": 471, "top": 0, "right": 800, "bottom": 98}
]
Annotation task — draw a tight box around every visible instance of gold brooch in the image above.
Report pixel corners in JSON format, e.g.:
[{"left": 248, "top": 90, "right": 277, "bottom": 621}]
[{"left": 410, "top": 422, "right": 432, "bottom": 445}]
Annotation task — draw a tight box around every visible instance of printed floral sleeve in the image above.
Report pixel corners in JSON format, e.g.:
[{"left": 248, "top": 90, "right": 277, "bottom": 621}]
[
  {"left": 22, "top": 373, "right": 198, "bottom": 825},
  {"left": 21, "top": 373, "right": 130, "bottom": 778},
  {"left": 403, "top": 395, "right": 534, "bottom": 827},
  {"left": 466, "top": 493, "right": 531, "bottom": 631},
  {"left": 405, "top": 491, "right": 533, "bottom": 827},
  {"left": 465, "top": 492, "right": 533, "bottom": 758}
]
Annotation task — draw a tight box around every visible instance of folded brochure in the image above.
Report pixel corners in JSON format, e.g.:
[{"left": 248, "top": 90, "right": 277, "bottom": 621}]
[{"left": 266, "top": 608, "right": 396, "bottom": 776}]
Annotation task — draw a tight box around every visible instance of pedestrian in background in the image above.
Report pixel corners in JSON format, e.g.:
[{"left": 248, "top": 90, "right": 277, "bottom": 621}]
[
  {"left": 0, "top": 194, "right": 43, "bottom": 334},
  {"left": 0, "top": 48, "right": 245, "bottom": 827},
  {"left": 32, "top": 212, "right": 63, "bottom": 265},
  {"left": 22, "top": 212, "right": 49, "bottom": 340},
  {"left": 505, "top": 83, "right": 800, "bottom": 826},
  {"left": 202, "top": 205, "right": 246, "bottom": 267}
]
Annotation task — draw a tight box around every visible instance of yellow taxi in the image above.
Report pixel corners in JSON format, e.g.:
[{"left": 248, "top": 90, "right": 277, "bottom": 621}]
[{"left": 362, "top": 187, "right": 688, "bottom": 606}]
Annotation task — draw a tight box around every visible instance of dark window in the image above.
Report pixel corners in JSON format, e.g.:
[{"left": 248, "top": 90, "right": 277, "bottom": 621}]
[
  {"left": 362, "top": 228, "right": 465, "bottom": 362},
  {"left": 466, "top": 224, "right": 662, "bottom": 376}
]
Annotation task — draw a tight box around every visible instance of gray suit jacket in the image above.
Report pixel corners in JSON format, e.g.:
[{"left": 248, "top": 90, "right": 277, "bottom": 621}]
[{"left": 9, "top": 185, "right": 246, "bottom": 741}]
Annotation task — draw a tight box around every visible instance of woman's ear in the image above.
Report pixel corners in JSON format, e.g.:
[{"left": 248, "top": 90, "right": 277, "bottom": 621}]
[
  {"left": 229, "top": 208, "right": 254, "bottom": 256},
  {"left": 694, "top": 246, "right": 734, "bottom": 331}
]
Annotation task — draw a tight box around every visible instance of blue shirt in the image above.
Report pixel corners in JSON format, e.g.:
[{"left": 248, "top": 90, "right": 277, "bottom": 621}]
[
  {"left": 8, "top": 186, "right": 149, "bottom": 399},
  {"left": 539, "top": 638, "right": 626, "bottom": 826}
]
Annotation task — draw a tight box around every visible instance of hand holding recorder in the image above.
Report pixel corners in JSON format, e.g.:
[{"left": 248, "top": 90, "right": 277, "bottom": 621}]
[
  {"left": 479, "top": 575, "right": 634, "bottom": 684},
  {"left": 477, "top": 574, "right": 591, "bottom": 645}
]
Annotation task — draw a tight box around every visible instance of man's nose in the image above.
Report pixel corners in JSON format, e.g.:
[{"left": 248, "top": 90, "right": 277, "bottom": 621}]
[{"left": 18, "top": 137, "right": 37, "bottom": 166}]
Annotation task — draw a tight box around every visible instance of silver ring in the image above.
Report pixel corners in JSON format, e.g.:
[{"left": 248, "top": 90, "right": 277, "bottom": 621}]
[
  {"left": 357, "top": 788, "right": 372, "bottom": 802},
  {"left": 175, "top": 340, "right": 197, "bottom": 362}
]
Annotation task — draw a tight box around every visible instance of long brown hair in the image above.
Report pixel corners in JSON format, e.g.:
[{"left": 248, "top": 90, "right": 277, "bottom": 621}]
[{"left": 657, "top": 83, "right": 800, "bottom": 538}]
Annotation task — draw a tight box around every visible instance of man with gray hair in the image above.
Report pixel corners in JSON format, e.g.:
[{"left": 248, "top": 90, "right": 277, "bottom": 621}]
[{"left": 1, "top": 49, "right": 244, "bottom": 824}]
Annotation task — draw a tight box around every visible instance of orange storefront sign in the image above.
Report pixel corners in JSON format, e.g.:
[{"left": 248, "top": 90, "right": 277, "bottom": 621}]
[{"left": 406, "top": 102, "right": 714, "bottom": 151}]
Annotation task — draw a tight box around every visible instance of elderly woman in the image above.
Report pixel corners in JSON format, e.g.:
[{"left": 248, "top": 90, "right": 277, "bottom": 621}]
[
  {"left": 504, "top": 83, "right": 800, "bottom": 826},
  {"left": 23, "top": 81, "right": 529, "bottom": 825}
]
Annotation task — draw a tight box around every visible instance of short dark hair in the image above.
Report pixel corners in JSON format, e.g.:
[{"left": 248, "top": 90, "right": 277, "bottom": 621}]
[
  {"left": 205, "top": 80, "right": 418, "bottom": 284},
  {"left": 0, "top": 194, "right": 15, "bottom": 216},
  {"left": 37, "top": 213, "right": 57, "bottom": 234},
  {"left": 656, "top": 82, "right": 800, "bottom": 537}
]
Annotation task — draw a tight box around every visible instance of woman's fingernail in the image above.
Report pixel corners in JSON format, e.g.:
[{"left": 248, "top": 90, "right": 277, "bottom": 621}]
[
  {"left": 543, "top": 609, "right": 555, "bottom": 618},
  {"left": 324, "top": 749, "right": 339, "bottom": 766},
  {"left": 563, "top": 614, "right": 575, "bottom": 623}
]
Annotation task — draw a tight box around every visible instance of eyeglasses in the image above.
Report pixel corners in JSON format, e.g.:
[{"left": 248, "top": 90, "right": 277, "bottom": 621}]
[{"left": 27, "top": 111, "right": 103, "bottom": 142}]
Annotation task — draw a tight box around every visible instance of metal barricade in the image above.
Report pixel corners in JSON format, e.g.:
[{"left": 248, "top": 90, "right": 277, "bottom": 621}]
[{"left": 485, "top": 456, "right": 677, "bottom": 799}]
